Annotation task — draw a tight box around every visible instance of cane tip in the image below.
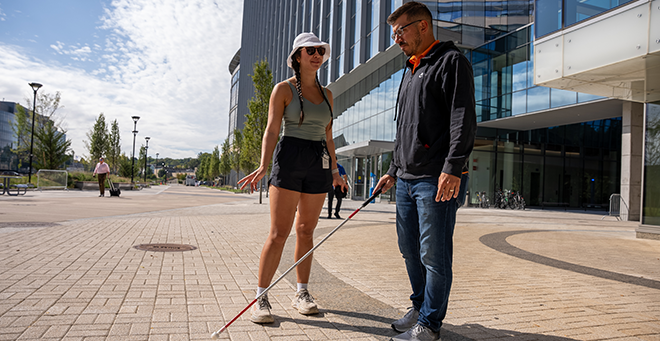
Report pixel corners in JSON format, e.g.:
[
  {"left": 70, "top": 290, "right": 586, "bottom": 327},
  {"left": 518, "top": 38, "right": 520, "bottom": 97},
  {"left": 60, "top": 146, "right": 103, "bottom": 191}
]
[{"left": 211, "top": 331, "right": 220, "bottom": 339}]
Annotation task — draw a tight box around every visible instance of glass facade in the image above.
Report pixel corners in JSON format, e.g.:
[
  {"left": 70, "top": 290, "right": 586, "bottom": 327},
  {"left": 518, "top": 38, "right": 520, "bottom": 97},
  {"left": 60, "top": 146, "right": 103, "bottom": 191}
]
[
  {"left": 329, "top": 10, "right": 620, "bottom": 209},
  {"left": 643, "top": 102, "right": 660, "bottom": 225},
  {"left": 535, "top": 0, "right": 635, "bottom": 38},
  {"left": 469, "top": 25, "right": 603, "bottom": 122},
  {"left": 467, "top": 120, "right": 621, "bottom": 208},
  {"left": 236, "top": 0, "right": 628, "bottom": 211},
  {"left": 333, "top": 57, "right": 405, "bottom": 146},
  {"left": 0, "top": 102, "right": 19, "bottom": 149},
  {"left": 431, "top": 0, "right": 534, "bottom": 47},
  {"left": 228, "top": 66, "right": 240, "bottom": 142}
]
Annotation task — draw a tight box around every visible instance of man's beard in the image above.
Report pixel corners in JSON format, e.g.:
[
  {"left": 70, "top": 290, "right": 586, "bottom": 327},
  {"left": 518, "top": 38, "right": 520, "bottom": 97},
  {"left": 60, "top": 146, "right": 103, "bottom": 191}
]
[{"left": 400, "top": 34, "right": 422, "bottom": 57}]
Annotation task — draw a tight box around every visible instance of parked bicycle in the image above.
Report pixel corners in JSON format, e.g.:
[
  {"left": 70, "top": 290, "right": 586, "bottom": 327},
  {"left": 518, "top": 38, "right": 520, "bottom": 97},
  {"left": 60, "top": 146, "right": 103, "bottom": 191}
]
[
  {"left": 511, "top": 190, "right": 526, "bottom": 210},
  {"left": 477, "top": 191, "right": 490, "bottom": 208},
  {"left": 493, "top": 189, "right": 525, "bottom": 210}
]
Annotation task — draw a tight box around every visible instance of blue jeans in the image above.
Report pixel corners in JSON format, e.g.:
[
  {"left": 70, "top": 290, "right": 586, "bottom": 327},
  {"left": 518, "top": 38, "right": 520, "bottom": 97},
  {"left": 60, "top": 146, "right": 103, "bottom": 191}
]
[{"left": 395, "top": 174, "right": 468, "bottom": 332}]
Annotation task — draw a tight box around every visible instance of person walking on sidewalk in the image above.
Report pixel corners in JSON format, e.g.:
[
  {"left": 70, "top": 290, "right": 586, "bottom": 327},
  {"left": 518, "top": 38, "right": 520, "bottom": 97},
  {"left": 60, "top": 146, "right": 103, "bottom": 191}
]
[
  {"left": 92, "top": 157, "right": 110, "bottom": 197},
  {"left": 374, "top": 2, "right": 477, "bottom": 341},
  {"left": 327, "top": 163, "right": 348, "bottom": 219},
  {"left": 238, "top": 32, "right": 348, "bottom": 324}
]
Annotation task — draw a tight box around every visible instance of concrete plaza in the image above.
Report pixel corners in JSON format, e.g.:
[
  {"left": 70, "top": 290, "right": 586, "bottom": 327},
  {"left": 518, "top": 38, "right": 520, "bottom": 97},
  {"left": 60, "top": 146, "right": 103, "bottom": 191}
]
[{"left": 0, "top": 185, "right": 658, "bottom": 340}]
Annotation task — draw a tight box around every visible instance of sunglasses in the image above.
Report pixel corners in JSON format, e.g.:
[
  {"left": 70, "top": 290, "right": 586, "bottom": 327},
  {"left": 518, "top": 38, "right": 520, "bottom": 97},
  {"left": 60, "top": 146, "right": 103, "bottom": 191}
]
[{"left": 303, "top": 46, "right": 326, "bottom": 56}]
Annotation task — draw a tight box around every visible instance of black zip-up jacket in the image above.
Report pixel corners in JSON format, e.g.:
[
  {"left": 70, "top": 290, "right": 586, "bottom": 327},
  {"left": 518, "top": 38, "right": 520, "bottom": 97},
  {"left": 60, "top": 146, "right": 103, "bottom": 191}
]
[{"left": 386, "top": 41, "right": 477, "bottom": 180}]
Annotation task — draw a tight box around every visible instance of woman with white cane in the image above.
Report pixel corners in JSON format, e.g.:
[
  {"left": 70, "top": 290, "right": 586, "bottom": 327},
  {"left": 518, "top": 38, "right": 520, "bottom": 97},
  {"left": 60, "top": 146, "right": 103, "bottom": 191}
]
[{"left": 238, "top": 32, "right": 347, "bottom": 324}]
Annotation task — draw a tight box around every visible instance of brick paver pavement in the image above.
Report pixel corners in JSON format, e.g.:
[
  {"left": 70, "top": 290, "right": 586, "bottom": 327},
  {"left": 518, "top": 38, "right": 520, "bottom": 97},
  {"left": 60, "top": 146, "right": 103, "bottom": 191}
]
[{"left": 0, "top": 185, "right": 658, "bottom": 340}]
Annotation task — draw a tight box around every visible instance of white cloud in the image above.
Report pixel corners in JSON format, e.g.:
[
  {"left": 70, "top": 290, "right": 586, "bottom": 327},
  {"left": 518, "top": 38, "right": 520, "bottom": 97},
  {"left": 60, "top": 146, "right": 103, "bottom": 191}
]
[
  {"left": 0, "top": 0, "right": 243, "bottom": 159},
  {"left": 50, "top": 41, "right": 65, "bottom": 54}
]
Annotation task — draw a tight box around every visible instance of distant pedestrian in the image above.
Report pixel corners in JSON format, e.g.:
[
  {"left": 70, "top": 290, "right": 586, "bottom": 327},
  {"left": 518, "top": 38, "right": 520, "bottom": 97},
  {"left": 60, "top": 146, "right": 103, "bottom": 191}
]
[
  {"left": 374, "top": 2, "right": 477, "bottom": 341},
  {"left": 327, "top": 163, "right": 348, "bottom": 219},
  {"left": 238, "top": 32, "right": 348, "bottom": 324},
  {"left": 92, "top": 157, "right": 110, "bottom": 197}
]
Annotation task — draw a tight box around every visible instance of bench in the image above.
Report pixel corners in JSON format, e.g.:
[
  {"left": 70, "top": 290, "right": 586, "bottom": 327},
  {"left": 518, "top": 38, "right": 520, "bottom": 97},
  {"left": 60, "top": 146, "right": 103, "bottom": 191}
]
[{"left": 7, "top": 184, "right": 29, "bottom": 196}]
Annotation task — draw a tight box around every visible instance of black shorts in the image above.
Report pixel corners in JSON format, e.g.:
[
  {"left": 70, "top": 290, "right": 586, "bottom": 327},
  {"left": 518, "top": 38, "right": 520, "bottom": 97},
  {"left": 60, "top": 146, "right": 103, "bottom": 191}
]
[{"left": 269, "top": 136, "right": 332, "bottom": 194}]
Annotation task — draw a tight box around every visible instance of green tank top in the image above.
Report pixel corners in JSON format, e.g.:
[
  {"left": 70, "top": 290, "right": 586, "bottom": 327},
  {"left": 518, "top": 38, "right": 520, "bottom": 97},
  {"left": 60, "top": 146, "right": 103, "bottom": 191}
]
[{"left": 282, "top": 81, "right": 332, "bottom": 141}]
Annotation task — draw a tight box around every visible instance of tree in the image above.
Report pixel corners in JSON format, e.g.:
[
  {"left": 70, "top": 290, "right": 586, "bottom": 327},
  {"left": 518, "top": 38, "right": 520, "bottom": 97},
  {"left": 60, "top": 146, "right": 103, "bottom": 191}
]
[
  {"left": 85, "top": 113, "right": 109, "bottom": 163},
  {"left": 196, "top": 152, "right": 211, "bottom": 181},
  {"left": 118, "top": 154, "right": 134, "bottom": 178},
  {"left": 12, "top": 91, "right": 65, "bottom": 172},
  {"left": 34, "top": 120, "right": 72, "bottom": 170},
  {"left": 33, "top": 91, "right": 63, "bottom": 122},
  {"left": 219, "top": 137, "right": 232, "bottom": 181},
  {"left": 243, "top": 59, "right": 274, "bottom": 202},
  {"left": 107, "top": 120, "right": 121, "bottom": 174},
  {"left": 137, "top": 145, "right": 146, "bottom": 180},
  {"left": 210, "top": 145, "right": 220, "bottom": 182}
]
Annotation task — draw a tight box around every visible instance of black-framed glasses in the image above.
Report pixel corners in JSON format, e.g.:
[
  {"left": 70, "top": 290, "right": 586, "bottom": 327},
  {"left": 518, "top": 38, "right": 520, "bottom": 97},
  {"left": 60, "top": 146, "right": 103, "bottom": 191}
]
[
  {"left": 391, "top": 20, "right": 421, "bottom": 40},
  {"left": 304, "top": 46, "right": 326, "bottom": 56}
]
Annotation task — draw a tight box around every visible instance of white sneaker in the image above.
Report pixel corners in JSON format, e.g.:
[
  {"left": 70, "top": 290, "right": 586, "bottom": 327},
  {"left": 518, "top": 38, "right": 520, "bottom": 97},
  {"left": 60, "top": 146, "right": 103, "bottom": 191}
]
[
  {"left": 390, "top": 323, "right": 440, "bottom": 341},
  {"left": 250, "top": 295, "right": 274, "bottom": 324},
  {"left": 291, "top": 288, "right": 319, "bottom": 315},
  {"left": 391, "top": 307, "right": 419, "bottom": 332}
]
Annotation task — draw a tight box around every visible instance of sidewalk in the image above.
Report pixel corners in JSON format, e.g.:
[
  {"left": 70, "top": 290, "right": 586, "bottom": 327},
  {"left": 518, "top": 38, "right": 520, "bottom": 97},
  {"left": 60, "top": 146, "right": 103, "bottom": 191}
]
[{"left": 0, "top": 185, "right": 658, "bottom": 340}]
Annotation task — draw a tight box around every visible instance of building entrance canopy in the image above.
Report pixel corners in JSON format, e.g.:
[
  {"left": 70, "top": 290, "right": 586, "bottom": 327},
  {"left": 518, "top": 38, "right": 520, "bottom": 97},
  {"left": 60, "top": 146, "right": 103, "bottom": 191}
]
[
  {"left": 535, "top": 0, "right": 660, "bottom": 103},
  {"left": 335, "top": 140, "right": 394, "bottom": 158}
]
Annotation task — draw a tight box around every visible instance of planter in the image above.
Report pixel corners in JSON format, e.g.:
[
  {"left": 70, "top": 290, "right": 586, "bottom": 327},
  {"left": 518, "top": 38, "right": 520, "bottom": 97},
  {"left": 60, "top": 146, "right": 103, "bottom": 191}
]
[
  {"left": 73, "top": 181, "right": 99, "bottom": 190},
  {"left": 73, "top": 181, "right": 132, "bottom": 190}
]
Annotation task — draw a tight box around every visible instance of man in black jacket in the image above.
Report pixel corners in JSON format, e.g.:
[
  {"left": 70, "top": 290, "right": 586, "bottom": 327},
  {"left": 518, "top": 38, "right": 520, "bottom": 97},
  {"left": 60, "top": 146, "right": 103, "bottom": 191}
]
[{"left": 374, "top": 2, "right": 476, "bottom": 341}]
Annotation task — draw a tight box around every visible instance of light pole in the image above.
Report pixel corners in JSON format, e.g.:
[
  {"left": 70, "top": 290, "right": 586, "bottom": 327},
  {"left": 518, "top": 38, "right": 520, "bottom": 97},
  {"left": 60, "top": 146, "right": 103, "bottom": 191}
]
[
  {"left": 27, "top": 82, "right": 42, "bottom": 184},
  {"left": 144, "top": 137, "right": 150, "bottom": 182},
  {"left": 130, "top": 116, "right": 140, "bottom": 184},
  {"left": 155, "top": 152, "right": 159, "bottom": 182}
]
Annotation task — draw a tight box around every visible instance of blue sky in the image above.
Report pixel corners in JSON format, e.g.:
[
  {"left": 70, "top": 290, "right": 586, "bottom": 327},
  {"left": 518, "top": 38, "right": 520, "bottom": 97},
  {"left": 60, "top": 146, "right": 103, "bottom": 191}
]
[{"left": 0, "top": 0, "right": 244, "bottom": 159}]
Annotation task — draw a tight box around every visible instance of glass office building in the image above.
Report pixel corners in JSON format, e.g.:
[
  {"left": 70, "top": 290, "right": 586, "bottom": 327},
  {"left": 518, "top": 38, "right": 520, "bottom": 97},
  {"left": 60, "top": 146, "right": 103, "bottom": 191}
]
[{"left": 232, "top": 0, "right": 658, "bottom": 235}]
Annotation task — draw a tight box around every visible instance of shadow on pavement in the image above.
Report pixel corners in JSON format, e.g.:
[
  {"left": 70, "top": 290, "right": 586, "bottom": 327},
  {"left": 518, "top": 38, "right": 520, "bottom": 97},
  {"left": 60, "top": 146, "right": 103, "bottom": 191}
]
[
  {"left": 258, "top": 314, "right": 579, "bottom": 341},
  {"left": 259, "top": 311, "right": 395, "bottom": 339},
  {"left": 443, "top": 323, "right": 579, "bottom": 340}
]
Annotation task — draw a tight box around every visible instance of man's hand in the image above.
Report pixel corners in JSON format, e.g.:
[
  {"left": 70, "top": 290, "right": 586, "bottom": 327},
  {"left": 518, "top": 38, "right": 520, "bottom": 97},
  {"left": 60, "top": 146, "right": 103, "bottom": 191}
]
[
  {"left": 436, "top": 173, "right": 461, "bottom": 202},
  {"left": 374, "top": 174, "right": 396, "bottom": 194}
]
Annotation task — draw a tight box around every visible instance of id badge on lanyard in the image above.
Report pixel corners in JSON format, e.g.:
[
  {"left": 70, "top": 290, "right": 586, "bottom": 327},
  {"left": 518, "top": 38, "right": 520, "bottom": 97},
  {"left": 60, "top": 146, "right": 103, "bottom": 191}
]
[{"left": 322, "top": 141, "right": 330, "bottom": 169}]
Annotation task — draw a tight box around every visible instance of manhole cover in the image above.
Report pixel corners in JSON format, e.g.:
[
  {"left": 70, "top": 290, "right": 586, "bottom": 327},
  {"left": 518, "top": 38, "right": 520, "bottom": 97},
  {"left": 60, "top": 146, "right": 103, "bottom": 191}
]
[
  {"left": 0, "top": 222, "right": 60, "bottom": 229},
  {"left": 133, "top": 243, "right": 197, "bottom": 252}
]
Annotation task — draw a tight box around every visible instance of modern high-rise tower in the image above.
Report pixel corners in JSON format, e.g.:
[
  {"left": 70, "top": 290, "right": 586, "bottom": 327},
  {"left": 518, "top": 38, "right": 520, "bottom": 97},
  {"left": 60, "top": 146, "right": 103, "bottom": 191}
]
[{"left": 229, "top": 0, "right": 660, "bottom": 238}]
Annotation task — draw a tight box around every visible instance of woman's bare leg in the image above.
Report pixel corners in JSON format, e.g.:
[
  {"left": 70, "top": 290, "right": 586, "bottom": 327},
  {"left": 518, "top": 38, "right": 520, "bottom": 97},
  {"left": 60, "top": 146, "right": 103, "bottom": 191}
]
[
  {"left": 293, "top": 192, "right": 327, "bottom": 284},
  {"left": 258, "top": 186, "right": 300, "bottom": 288}
]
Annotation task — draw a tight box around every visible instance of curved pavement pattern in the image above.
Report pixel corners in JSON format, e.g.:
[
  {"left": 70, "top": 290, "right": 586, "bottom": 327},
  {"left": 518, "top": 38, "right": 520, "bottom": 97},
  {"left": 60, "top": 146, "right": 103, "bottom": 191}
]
[{"left": 0, "top": 185, "right": 658, "bottom": 340}]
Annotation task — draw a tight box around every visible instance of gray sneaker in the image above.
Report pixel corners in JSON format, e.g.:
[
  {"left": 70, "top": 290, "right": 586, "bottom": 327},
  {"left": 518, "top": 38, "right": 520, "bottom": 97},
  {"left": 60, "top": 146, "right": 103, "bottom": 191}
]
[
  {"left": 291, "top": 288, "right": 319, "bottom": 315},
  {"left": 391, "top": 307, "right": 419, "bottom": 332},
  {"left": 250, "top": 294, "right": 274, "bottom": 324},
  {"left": 390, "top": 323, "right": 440, "bottom": 341}
]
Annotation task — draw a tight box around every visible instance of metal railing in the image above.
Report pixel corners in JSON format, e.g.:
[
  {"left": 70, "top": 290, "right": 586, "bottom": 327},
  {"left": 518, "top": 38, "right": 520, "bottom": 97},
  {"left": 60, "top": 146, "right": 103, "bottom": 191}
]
[
  {"left": 37, "top": 169, "right": 68, "bottom": 191},
  {"left": 602, "top": 193, "right": 629, "bottom": 221}
]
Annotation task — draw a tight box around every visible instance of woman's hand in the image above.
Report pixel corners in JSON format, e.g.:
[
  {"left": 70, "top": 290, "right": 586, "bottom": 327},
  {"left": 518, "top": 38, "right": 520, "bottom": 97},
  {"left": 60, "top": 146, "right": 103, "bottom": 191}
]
[
  {"left": 238, "top": 166, "right": 268, "bottom": 193},
  {"left": 332, "top": 172, "right": 348, "bottom": 195}
]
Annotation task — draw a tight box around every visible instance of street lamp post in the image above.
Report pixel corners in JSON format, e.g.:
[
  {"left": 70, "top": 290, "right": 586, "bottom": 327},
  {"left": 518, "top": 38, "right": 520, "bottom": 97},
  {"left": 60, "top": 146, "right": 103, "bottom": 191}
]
[
  {"left": 27, "top": 82, "right": 42, "bottom": 184},
  {"left": 130, "top": 116, "right": 140, "bottom": 185},
  {"left": 144, "top": 137, "right": 150, "bottom": 182},
  {"left": 155, "top": 152, "right": 159, "bottom": 183}
]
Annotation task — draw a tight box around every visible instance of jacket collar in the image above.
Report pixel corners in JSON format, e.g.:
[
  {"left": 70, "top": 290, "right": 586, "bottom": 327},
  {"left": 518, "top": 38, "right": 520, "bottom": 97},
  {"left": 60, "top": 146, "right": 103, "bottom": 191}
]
[{"left": 406, "top": 40, "right": 459, "bottom": 71}]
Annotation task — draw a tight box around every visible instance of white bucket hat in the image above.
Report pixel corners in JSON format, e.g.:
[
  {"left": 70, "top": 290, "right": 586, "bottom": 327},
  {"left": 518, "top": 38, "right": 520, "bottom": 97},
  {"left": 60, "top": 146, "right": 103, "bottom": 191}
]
[{"left": 287, "top": 32, "right": 331, "bottom": 69}]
